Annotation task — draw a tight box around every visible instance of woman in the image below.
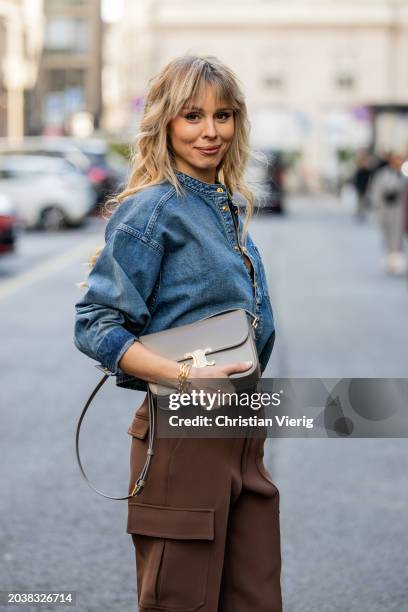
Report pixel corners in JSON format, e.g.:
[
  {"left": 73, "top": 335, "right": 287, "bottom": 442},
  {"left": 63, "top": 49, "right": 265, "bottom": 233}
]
[
  {"left": 74, "top": 55, "right": 282, "bottom": 612},
  {"left": 370, "top": 152, "right": 407, "bottom": 275}
]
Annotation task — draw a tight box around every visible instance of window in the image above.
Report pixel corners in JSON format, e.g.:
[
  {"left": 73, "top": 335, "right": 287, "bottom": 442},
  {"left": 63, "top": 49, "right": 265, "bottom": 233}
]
[
  {"left": 48, "top": 68, "right": 85, "bottom": 91},
  {"left": 336, "top": 73, "right": 355, "bottom": 90},
  {"left": 42, "top": 69, "right": 86, "bottom": 124},
  {"left": 45, "top": 17, "right": 89, "bottom": 53},
  {"left": 45, "top": 0, "right": 87, "bottom": 9},
  {"left": 263, "top": 75, "right": 284, "bottom": 90}
]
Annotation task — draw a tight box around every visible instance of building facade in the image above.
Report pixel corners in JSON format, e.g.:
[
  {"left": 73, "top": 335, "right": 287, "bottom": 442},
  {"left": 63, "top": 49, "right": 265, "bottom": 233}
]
[
  {"left": 0, "top": 0, "right": 43, "bottom": 138},
  {"left": 30, "top": 0, "right": 102, "bottom": 135},
  {"left": 103, "top": 0, "right": 408, "bottom": 189}
]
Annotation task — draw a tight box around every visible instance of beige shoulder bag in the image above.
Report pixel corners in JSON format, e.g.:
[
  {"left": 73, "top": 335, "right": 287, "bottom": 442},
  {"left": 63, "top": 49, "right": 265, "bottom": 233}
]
[{"left": 75, "top": 308, "right": 260, "bottom": 500}]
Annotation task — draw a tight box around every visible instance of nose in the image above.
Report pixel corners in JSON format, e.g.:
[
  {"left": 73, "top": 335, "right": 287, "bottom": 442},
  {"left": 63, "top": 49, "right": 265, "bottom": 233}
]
[{"left": 202, "top": 117, "right": 217, "bottom": 139}]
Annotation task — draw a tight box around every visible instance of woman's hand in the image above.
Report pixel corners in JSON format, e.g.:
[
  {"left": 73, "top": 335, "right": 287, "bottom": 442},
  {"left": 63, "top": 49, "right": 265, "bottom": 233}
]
[
  {"left": 190, "top": 360, "right": 253, "bottom": 380},
  {"left": 186, "top": 360, "right": 254, "bottom": 407}
]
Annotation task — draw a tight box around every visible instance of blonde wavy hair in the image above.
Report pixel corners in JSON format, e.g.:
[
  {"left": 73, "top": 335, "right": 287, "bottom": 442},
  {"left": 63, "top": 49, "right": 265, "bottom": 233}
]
[{"left": 78, "top": 54, "right": 254, "bottom": 288}]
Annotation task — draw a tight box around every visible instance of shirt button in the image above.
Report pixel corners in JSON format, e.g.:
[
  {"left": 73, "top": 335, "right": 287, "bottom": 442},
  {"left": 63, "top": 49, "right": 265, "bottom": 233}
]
[
  {"left": 234, "top": 209, "right": 238, "bottom": 215},
  {"left": 216, "top": 187, "right": 224, "bottom": 193},
  {"left": 234, "top": 245, "right": 240, "bottom": 250}
]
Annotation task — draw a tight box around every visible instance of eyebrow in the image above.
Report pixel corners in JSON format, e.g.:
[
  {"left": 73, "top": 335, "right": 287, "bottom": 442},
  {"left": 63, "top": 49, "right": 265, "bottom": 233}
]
[{"left": 182, "top": 105, "right": 233, "bottom": 112}]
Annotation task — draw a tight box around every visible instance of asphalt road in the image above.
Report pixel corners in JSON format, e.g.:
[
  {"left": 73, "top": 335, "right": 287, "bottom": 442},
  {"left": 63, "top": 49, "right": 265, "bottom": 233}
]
[
  {"left": 0, "top": 196, "right": 407, "bottom": 611},
  {"left": 259, "top": 195, "right": 408, "bottom": 612}
]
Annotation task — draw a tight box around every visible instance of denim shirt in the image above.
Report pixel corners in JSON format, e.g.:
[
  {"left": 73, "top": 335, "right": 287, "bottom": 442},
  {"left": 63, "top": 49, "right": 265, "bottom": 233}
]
[{"left": 73, "top": 171, "right": 275, "bottom": 391}]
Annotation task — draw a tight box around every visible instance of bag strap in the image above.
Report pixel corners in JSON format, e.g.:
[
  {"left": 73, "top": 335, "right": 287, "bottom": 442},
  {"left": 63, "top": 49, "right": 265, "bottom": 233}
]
[{"left": 75, "top": 373, "right": 156, "bottom": 501}]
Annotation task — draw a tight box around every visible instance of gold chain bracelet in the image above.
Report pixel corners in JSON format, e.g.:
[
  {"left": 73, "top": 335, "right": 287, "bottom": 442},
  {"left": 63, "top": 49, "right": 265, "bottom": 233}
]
[{"left": 177, "top": 363, "right": 192, "bottom": 393}]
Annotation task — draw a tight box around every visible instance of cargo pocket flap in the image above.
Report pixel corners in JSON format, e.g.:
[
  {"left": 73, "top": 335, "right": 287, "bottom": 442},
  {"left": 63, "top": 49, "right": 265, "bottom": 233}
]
[
  {"left": 127, "top": 415, "right": 149, "bottom": 440},
  {"left": 127, "top": 502, "right": 215, "bottom": 540}
]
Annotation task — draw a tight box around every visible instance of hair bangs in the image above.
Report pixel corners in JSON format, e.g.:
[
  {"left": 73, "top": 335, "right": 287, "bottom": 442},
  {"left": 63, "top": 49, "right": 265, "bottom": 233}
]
[{"left": 173, "top": 59, "right": 240, "bottom": 116}]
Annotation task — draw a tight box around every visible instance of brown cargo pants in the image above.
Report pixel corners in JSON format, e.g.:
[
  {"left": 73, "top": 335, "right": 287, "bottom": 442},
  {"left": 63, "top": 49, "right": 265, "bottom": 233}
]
[{"left": 127, "top": 396, "right": 282, "bottom": 612}]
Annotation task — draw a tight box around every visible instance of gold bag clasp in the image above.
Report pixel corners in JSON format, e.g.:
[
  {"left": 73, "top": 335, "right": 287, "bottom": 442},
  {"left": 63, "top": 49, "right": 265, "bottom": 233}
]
[{"left": 183, "top": 348, "right": 215, "bottom": 368}]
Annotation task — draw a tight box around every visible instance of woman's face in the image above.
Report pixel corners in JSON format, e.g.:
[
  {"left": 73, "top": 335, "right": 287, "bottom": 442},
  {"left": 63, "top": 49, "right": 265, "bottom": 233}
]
[{"left": 168, "top": 85, "right": 235, "bottom": 183}]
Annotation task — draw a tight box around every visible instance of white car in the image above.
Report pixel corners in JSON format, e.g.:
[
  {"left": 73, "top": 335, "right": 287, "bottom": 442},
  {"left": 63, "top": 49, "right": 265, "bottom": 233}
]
[{"left": 0, "top": 154, "right": 95, "bottom": 230}]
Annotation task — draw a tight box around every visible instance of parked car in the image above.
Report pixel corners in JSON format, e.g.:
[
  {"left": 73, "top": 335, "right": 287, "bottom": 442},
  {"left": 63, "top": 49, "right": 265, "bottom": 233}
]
[
  {"left": 0, "top": 193, "right": 18, "bottom": 255},
  {"left": 58, "top": 137, "right": 128, "bottom": 208},
  {"left": 0, "top": 154, "right": 95, "bottom": 230},
  {"left": 244, "top": 149, "right": 285, "bottom": 213},
  {"left": 0, "top": 137, "right": 127, "bottom": 212},
  {"left": 0, "top": 136, "right": 90, "bottom": 171}
]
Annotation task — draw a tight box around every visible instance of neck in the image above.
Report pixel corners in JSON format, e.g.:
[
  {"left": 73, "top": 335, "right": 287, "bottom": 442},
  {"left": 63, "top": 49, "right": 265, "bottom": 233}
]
[{"left": 174, "top": 161, "right": 217, "bottom": 184}]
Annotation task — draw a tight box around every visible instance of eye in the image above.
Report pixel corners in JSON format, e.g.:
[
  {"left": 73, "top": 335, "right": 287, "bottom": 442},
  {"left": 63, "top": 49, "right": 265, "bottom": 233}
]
[
  {"left": 184, "top": 112, "right": 200, "bottom": 121},
  {"left": 216, "top": 111, "right": 232, "bottom": 121}
]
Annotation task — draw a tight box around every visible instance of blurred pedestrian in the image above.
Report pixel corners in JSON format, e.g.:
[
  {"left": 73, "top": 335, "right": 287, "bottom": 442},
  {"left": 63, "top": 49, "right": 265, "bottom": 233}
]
[
  {"left": 370, "top": 152, "right": 407, "bottom": 275},
  {"left": 372, "top": 150, "right": 391, "bottom": 173},
  {"left": 351, "top": 150, "right": 372, "bottom": 220}
]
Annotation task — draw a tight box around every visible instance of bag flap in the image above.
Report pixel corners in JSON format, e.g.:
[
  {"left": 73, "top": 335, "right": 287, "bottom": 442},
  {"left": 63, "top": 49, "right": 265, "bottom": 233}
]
[
  {"left": 138, "top": 309, "right": 250, "bottom": 362},
  {"left": 127, "top": 502, "right": 215, "bottom": 540}
]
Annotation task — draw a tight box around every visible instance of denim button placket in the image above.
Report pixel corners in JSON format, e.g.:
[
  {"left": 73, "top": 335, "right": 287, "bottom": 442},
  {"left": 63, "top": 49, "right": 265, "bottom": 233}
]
[
  {"left": 176, "top": 171, "right": 228, "bottom": 199},
  {"left": 216, "top": 195, "right": 240, "bottom": 251},
  {"left": 253, "top": 310, "right": 263, "bottom": 340},
  {"left": 222, "top": 203, "right": 258, "bottom": 308},
  {"left": 216, "top": 195, "right": 260, "bottom": 317},
  {"left": 175, "top": 170, "right": 259, "bottom": 311},
  {"left": 176, "top": 171, "right": 238, "bottom": 249}
]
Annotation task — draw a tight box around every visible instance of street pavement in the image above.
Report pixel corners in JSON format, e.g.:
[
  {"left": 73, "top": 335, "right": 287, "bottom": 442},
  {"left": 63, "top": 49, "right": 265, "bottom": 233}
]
[
  {"left": 257, "top": 195, "right": 408, "bottom": 612},
  {"left": 0, "top": 196, "right": 407, "bottom": 611}
]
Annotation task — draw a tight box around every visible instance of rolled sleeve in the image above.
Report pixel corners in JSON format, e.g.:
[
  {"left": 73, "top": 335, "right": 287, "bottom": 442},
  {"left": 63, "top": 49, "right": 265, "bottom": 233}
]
[
  {"left": 95, "top": 327, "right": 138, "bottom": 374},
  {"left": 74, "top": 224, "right": 163, "bottom": 375}
]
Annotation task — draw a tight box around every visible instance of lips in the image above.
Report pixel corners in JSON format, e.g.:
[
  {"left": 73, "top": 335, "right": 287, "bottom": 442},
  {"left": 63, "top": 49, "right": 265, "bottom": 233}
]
[{"left": 196, "top": 146, "right": 221, "bottom": 155}]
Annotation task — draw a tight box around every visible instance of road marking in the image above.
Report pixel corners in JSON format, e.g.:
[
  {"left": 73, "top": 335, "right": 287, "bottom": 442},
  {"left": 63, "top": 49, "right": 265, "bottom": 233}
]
[{"left": 0, "top": 237, "right": 101, "bottom": 301}]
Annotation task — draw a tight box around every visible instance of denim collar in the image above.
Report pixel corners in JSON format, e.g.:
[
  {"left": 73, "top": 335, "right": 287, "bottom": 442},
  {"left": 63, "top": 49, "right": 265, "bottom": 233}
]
[{"left": 175, "top": 170, "right": 229, "bottom": 199}]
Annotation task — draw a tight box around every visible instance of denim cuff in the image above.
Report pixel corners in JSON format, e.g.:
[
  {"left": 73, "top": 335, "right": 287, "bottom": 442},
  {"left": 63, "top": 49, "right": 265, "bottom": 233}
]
[{"left": 96, "top": 327, "right": 139, "bottom": 375}]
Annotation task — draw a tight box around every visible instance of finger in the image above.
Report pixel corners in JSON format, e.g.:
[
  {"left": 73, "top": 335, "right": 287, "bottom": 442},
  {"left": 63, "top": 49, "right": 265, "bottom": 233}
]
[{"left": 221, "top": 361, "right": 253, "bottom": 376}]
